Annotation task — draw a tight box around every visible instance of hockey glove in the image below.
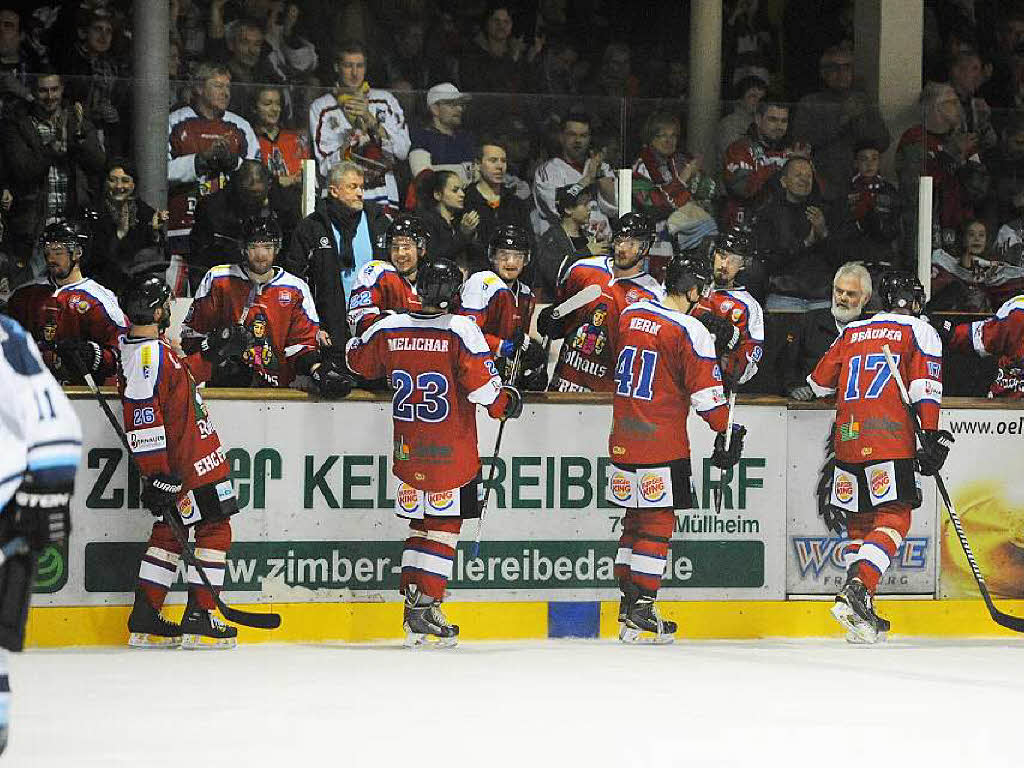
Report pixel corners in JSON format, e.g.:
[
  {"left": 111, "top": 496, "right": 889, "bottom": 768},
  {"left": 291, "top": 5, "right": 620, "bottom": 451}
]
[
  {"left": 521, "top": 363, "right": 549, "bottom": 392},
  {"left": 10, "top": 475, "right": 72, "bottom": 551},
  {"left": 710, "top": 424, "right": 746, "bottom": 470},
  {"left": 916, "top": 429, "right": 954, "bottom": 476},
  {"left": 498, "top": 330, "right": 530, "bottom": 358},
  {"left": 788, "top": 385, "right": 815, "bottom": 402},
  {"left": 201, "top": 325, "right": 253, "bottom": 364},
  {"left": 488, "top": 385, "right": 523, "bottom": 420},
  {"left": 140, "top": 473, "right": 182, "bottom": 518},
  {"left": 311, "top": 358, "right": 355, "bottom": 399},
  {"left": 932, "top": 317, "right": 956, "bottom": 347},
  {"left": 55, "top": 339, "right": 102, "bottom": 373},
  {"left": 698, "top": 313, "right": 740, "bottom": 357},
  {"left": 536, "top": 305, "right": 566, "bottom": 339}
]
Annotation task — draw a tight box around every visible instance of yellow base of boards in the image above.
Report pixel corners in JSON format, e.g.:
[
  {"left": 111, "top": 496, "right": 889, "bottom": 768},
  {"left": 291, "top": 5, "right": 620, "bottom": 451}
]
[{"left": 23, "top": 598, "right": 1024, "bottom": 647}]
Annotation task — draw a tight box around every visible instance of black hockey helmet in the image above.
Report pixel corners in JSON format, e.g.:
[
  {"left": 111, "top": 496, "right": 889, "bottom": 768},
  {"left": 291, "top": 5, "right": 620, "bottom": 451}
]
[
  {"left": 665, "top": 253, "right": 713, "bottom": 297},
  {"left": 714, "top": 225, "right": 754, "bottom": 263},
  {"left": 39, "top": 219, "right": 84, "bottom": 252},
  {"left": 878, "top": 270, "right": 926, "bottom": 315},
  {"left": 613, "top": 211, "right": 656, "bottom": 244},
  {"left": 121, "top": 274, "right": 172, "bottom": 325},
  {"left": 241, "top": 213, "right": 282, "bottom": 252},
  {"left": 417, "top": 257, "right": 463, "bottom": 311},
  {"left": 384, "top": 214, "right": 430, "bottom": 256},
  {"left": 488, "top": 223, "right": 531, "bottom": 267}
]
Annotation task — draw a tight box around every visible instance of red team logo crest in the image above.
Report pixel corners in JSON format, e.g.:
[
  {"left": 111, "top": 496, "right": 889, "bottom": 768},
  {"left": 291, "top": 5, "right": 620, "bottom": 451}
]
[
  {"left": 639, "top": 473, "right": 667, "bottom": 503},
  {"left": 869, "top": 468, "right": 891, "bottom": 498},
  {"left": 834, "top": 475, "right": 855, "bottom": 504},
  {"left": 398, "top": 485, "right": 420, "bottom": 514},
  {"left": 427, "top": 490, "right": 455, "bottom": 511},
  {"left": 611, "top": 473, "right": 632, "bottom": 502}
]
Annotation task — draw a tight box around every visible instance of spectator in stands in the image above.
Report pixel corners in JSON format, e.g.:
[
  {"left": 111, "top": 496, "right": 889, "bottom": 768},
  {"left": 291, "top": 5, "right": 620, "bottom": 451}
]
[
  {"left": 463, "top": 137, "right": 533, "bottom": 276},
  {"left": 496, "top": 115, "right": 539, "bottom": 200},
  {"left": 535, "top": 183, "right": 601, "bottom": 301},
  {"left": 993, "top": 112, "right": 1024, "bottom": 227},
  {"left": 63, "top": 6, "right": 126, "bottom": 156},
  {"left": 309, "top": 40, "right": 410, "bottom": 214},
  {"left": 584, "top": 42, "right": 641, "bottom": 99},
  {"left": 417, "top": 170, "right": 480, "bottom": 274},
  {"left": 930, "top": 218, "right": 996, "bottom": 312},
  {"left": 792, "top": 42, "right": 890, "bottom": 204},
  {"left": 832, "top": 141, "right": 903, "bottom": 274},
  {"left": 538, "top": 38, "right": 581, "bottom": 95},
  {"left": 171, "top": 0, "right": 207, "bottom": 65},
  {"left": 0, "top": 8, "right": 44, "bottom": 112},
  {"left": 261, "top": 3, "right": 319, "bottom": 97},
  {"left": 81, "top": 159, "right": 168, "bottom": 296},
  {"left": 217, "top": 17, "right": 281, "bottom": 120},
  {"left": 780, "top": 261, "right": 871, "bottom": 399},
  {"left": 167, "top": 61, "right": 259, "bottom": 295},
  {"left": 895, "top": 81, "right": 979, "bottom": 256},
  {"left": 722, "top": 100, "right": 809, "bottom": 228},
  {"left": 408, "top": 83, "right": 476, "bottom": 187},
  {"left": 531, "top": 110, "right": 616, "bottom": 242},
  {"left": 632, "top": 112, "right": 719, "bottom": 253},
  {"left": 714, "top": 75, "right": 767, "bottom": 176},
  {"left": 1, "top": 69, "right": 105, "bottom": 284},
  {"left": 459, "top": 5, "right": 543, "bottom": 94},
  {"left": 722, "top": 0, "right": 780, "bottom": 91},
  {"left": 755, "top": 157, "right": 836, "bottom": 310},
  {"left": 252, "top": 84, "right": 308, "bottom": 230},
  {"left": 950, "top": 50, "right": 997, "bottom": 158},
  {"left": 285, "top": 160, "right": 389, "bottom": 351},
  {"left": 189, "top": 160, "right": 285, "bottom": 291},
  {"left": 379, "top": 18, "right": 433, "bottom": 91}
]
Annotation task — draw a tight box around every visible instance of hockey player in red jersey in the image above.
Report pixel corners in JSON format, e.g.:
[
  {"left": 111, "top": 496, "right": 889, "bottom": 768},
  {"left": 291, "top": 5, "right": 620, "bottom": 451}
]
[
  {"left": 182, "top": 214, "right": 352, "bottom": 395},
  {"left": 347, "top": 214, "right": 427, "bottom": 336},
  {"left": 937, "top": 295, "right": 1024, "bottom": 397},
  {"left": 609, "top": 253, "right": 744, "bottom": 642},
  {"left": 346, "top": 258, "right": 522, "bottom": 647},
  {"left": 118, "top": 275, "right": 253, "bottom": 650},
  {"left": 808, "top": 272, "right": 952, "bottom": 642},
  {"left": 693, "top": 228, "right": 765, "bottom": 387},
  {"left": 537, "top": 212, "right": 665, "bottom": 393},
  {"left": 7, "top": 220, "right": 128, "bottom": 385},
  {"left": 459, "top": 224, "right": 545, "bottom": 389}
]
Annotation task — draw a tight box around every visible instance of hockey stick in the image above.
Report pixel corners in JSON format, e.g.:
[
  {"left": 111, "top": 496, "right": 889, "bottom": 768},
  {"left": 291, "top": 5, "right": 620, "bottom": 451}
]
[
  {"left": 469, "top": 346, "right": 525, "bottom": 559},
  {"left": 713, "top": 389, "right": 737, "bottom": 514},
  {"left": 881, "top": 344, "right": 1024, "bottom": 633},
  {"left": 550, "top": 283, "right": 602, "bottom": 322},
  {"left": 76, "top": 367, "right": 281, "bottom": 630}
]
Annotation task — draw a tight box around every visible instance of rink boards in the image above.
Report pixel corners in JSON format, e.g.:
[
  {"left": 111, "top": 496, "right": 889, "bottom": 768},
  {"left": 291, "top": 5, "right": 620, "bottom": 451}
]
[{"left": 24, "top": 392, "right": 1024, "bottom": 645}]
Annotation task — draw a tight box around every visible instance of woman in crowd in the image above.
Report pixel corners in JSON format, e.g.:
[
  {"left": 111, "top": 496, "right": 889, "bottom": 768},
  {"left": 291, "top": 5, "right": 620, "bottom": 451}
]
[
  {"left": 417, "top": 170, "right": 482, "bottom": 274},
  {"left": 251, "top": 84, "right": 309, "bottom": 230}
]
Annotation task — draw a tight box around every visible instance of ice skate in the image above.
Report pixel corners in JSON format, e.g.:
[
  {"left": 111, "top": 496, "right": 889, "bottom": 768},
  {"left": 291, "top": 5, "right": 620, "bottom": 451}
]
[
  {"left": 403, "top": 586, "right": 459, "bottom": 648},
  {"left": 831, "top": 577, "right": 886, "bottom": 644},
  {"left": 618, "top": 581, "right": 638, "bottom": 623},
  {"left": 180, "top": 598, "right": 237, "bottom": 650},
  {"left": 619, "top": 597, "right": 676, "bottom": 645},
  {"left": 127, "top": 590, "right": 182, "bottom": 649}
]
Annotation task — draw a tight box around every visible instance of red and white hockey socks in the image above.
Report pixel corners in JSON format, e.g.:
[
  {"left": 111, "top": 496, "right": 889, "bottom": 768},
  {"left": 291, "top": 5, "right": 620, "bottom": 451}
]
[
  {"left": 621, "top": 509, "right": 675, "bottom": 596},
  {"left": 136, "top": 519, "right": 232, "bottom": 611},
  {"left": 400, "top": 518, "right": 463, "bottom": 601},
  {"left": 846, "top": 504, "right": 911, "bottom": 594},
  {"left": 137, "top": 523, "right": 180, "bottom": 610},
  {"left": 190, "top": 520, "right": 232, "bottom": 610}
]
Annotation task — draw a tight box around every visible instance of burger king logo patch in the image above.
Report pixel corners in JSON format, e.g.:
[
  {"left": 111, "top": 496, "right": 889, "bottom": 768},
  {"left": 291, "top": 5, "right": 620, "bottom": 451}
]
[
  {"left": 177, "top": 494, "right": 197, "bottom": 522},
  {"left": 834, "top": 475, "right": 855, "bottom": 504},
  {"left": 427, "top": 490, "right": 455, "bottom": 511},
  {"left": 610, "top": 472, "right": 632, "bottom": 502},
  {"left": 639, "top": 472, "right": 667, "bottom": 503},
  {"left": 869, "top": 468, "right": 891, "bottom": 498},
  {"left": 397, "top": 484, "right": 420, "bottom": 514}
]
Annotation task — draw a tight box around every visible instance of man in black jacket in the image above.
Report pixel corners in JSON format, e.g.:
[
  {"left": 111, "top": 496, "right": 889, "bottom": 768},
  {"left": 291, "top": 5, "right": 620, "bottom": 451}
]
[
  {"left": 1, "top": 70, "right": 105, "bottom": 285},
  {"left": 284, "top": 160, "right": 390, "bottom": 350}
]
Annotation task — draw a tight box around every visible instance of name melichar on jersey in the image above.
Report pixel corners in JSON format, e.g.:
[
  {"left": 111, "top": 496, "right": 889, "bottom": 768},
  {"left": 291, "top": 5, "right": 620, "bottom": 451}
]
[{"left": 387, "top": 337, "right": 450, "bottom": 352}]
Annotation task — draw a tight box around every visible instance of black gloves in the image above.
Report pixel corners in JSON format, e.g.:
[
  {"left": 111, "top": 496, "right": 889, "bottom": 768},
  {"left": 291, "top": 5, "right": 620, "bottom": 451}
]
[
  {"left": 917, "top": 429, "right": 954, "bottom": 476},
  {"left": 201, "top": 326, "right": 253, "bottom": 364},
  {"left": 932, "top": 317, "right": 956, "bottom": 347},
  {"left": 140, "top": 473, "right": 182, "bottom": 517},
  {"left": 55, "top": 339, "right": 102, "bottom": 373},
  {"left": 536, "top": 305, "right": 566, "bottom": 339},
  {"left": 519, "top": 339, "right": 549, "bottom": 391},
  {"left": 710, "top": 424, "right": 746, "bottom": 470},
  {"left": 699, "top": 313, "right": 740, "bottom": 357},
  {"left": 311, "top": 358, "right": 355, "bottom": 398},
  {"left": 10, "top": 475, "right": 72, "bottom": 551},
  {"left": 196, "top": 141, "right": 238, "bottom": 176}
]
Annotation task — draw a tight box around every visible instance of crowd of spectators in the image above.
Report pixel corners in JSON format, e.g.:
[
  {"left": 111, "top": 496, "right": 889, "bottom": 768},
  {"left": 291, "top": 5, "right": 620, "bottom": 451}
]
[{"left": 3, "top": 0, "right": 1024, "bottom": 398}]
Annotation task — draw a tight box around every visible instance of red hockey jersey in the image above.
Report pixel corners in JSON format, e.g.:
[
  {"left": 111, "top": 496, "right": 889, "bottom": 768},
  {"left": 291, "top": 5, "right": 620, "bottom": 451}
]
[
  {"left": 950, "top": 294, "right": 1024, "bottom": 397},
  {"left": 694, "top": 287, "right": 765, "bottom": 386},
  {"left": 347, "top": 260, "right": 422, "bottom": 336},
  {"left": 181, "top": 264, "right": 319, "bottom": 387},
  {"left": 808, "top": 313, "right": 942, "bottom": 463},
  {"left": 345, "top": 312, "right": 502, "bottom": 491},
  {"left": 118, "top": 336, "right": 229, "bottom": 495},
  {"left": 458, "top": 270, "right": 536, "bottom": 357},
  {"left": 167, "top": 106, "right": 259, "bottom": 237},
  {"left": 550, "top": 256, "right": 665, "bottom": 393},
  {"left": 610, "top": 300, "right": 729, "bottom": 464},
  {"left": 7, "top": 277, "right": 128, "bottom": 384}
]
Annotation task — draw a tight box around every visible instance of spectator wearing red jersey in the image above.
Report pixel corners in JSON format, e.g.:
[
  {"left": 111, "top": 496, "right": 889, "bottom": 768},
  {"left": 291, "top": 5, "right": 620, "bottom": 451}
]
[{"left": 252, "top": 84, "right": 309, "bottom": 228}]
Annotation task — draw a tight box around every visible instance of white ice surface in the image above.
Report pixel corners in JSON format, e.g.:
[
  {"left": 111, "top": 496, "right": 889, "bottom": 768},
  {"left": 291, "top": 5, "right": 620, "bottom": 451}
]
[{"left": 6, "top": 638, "right": 1022, "bottom": 767}]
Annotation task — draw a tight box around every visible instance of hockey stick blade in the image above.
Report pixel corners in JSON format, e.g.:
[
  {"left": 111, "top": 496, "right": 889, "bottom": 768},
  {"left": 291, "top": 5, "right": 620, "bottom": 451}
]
[
  {"left": 551, "top": 284, "right": 602, "bottom": 320},
  {"left": 77, "top": 367, "right": 281, "bottom": 630},
  {"left": 881, "top": 345, "right": 1024, "bottom": 633}
]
